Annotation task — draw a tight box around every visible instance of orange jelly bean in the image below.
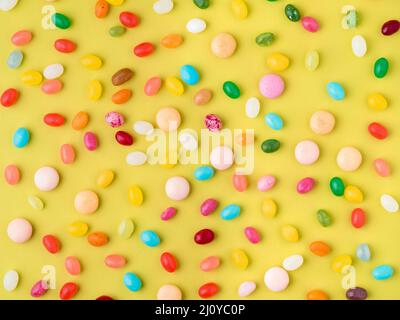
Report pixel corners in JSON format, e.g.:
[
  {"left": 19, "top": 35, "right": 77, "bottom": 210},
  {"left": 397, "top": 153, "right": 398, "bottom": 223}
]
[
  {"left": 232, "top": 174, "right": 248, "bottom": 192},
  {"left": 112, "top": 88, "right": 132, "bottom": 104},
  {"left": 4, "top": 165, "right": 21, "bottom": 185},
  {"left": 144, "top": 77, "right": 162, "bottom": 96},
  {"left": 72, "top": 111, "right": 89, "bottom": 130},
  {"left": 161, "top": 34, "right": 183, "bottom": 48},
  {"left": 200, "top": 256, "right": 220, "bottom": 272},
  {"left": 87, "top": 232, "right": 109, "bottom": 247},
  {"left": 95, "top": 0, "right": 110, "bottom": 18},
  {"left": 307, "top": 290, "right": 329, "bottom": 300},
  {"left": 373, "top": 158, "right": 391, "bottom": 177},
  {"left": 105, "top": 255, "right": 126, "bottom": 268},
  {"left": 309, "top": 241, "right": 331, "bottom": 256},
  {"left": 60, "top": 144, "right": 76, "bottom": 164}
]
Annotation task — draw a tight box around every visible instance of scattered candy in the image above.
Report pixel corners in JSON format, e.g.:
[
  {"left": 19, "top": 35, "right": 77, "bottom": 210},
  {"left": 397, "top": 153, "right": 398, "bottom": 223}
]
[{"left": 264, "top": 267, "right": 289, "bottom": 292}]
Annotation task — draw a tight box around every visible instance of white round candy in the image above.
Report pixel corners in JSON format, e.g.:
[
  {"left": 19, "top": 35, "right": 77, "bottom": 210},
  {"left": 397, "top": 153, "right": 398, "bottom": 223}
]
[
  {"left": 238, "top": 281, "right": 256, "bottom": 297},
  {"left": 245, "top": 97, "right": 260, "bottom": 118},
  {"left": 282, "top": 254, "right": 304, "bottom": 271},
  {"left": 133, "top": 121, "right": 154, "bottom": 136},
  {"left": 351, "top": 35, "right": 367, "bottom": 57},
  {"left": 186, "top": 18, "right": 207, "bottom": 34},
  {"left": 264, "top": 267, "right": 289, "bottom": 292},
  {"left": 126, "top": 151, "right": 147, "bottom": 166},
  {"left": 0, "top": 0, "right": 18, "bottom": 12},
  {"left": 165, "top": 176, "right": 190, "bottom": 200},
  {"left": 179, "top": 132, "right": 198, "bottom": 151},
  {"left": 210, "top": 146, "right": 234, "bottom": 171},
  {"left": 153, "top": 0, "right": 173, "bottom": 15},
  {"left": 34, "top": 166, "right": 60, "bottom": 191},
  {"left": 3, "top": 270, "right": 19, "bottom": 292},
  {"left": 380, "top": 194, "right": 399, "bottom": 213},
  {"left": 43, "top": 63, "right": 64, "bottom": 80}
]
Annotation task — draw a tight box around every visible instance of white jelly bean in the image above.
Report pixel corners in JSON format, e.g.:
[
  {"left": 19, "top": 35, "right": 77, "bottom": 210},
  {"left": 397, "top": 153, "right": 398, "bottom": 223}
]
[
  {"left": 186, "top": 18, "right": 207, "bottom": 34},
  {"left": 126, "top": 151, "right": 147, "bottom": 166},
  {"left": 153, "top": 0, "right": 173, "bottom": 15},
  {"left": 133, "top": 121, "right": 154, "bottom": 136},
  {"left": 238, "top": 281, "right": 256, "bottom": 297},
  {"left": 351, "top": 35, "right": 367, "bottom": 57},
  {"left": 0, "top": 0, "right": 18, "bottom": 11},
  {"left": 43, "top": 63, "right": 64, "bottom": 80},
  {"left": 245, "top": 97, "right": 260, "bottom": 118},
  {"left": 282, "top": 254, "right": 304, "bottom": 271},
  {"left": 380, "top": 194, "right": 399, "bottom": 213},
  {"left": 179, "top": 131, "right": 198, "bottom": 151},
  {"left": 3, "top": 270, "right": 19, "bottom": 292}
]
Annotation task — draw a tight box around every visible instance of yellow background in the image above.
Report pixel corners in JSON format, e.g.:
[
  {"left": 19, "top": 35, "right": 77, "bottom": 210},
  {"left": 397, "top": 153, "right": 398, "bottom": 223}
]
[{"left": 0, "top": 0, "right": 399, "bottom": 300}]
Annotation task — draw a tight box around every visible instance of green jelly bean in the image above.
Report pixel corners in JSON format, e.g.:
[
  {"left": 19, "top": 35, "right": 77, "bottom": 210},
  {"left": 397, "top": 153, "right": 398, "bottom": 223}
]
[
  {"left": 256, "top": 32, "right": 275, "bottom": 47},
  {"left": 330, "top": 177, "right": 345, "bottom": 196},
  {"left": 374, "top": 57, "right": 389, "bottom": 79},
  {"left": 193, "top": 0, "right": 209, "bottom": 9},
  {"left": 261, "top": 139, "right": 280, "bottom": 153},
  {"left": 109, "top": 25, "right": 126, "bottom": 37},
  {"left": 284, "top": 4, "right": 301, "bottom": 22},
  {"left": 223, "top": 81, "right": 241, "bottom": 99},
  {"left": 317, "top": 209, "right": 332, "bottom": 227},
  {"left": 51, "top": 13, "right": 71, "bottom": 30}
]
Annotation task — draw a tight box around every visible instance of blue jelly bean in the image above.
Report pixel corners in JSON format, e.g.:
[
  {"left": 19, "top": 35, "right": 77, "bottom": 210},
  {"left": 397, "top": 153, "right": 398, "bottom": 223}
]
[
  {"left": 7, "top": 50, "right": 24, "bottom": 69},
  {"left": 372, "top": 265, "right": 394, "bottom": 280},
  {"left": 356, "top": 243, "right": 371, "bottom": 262},
  {"left": 180, "top": 65, "right": 200, "bottom": 85},
  {"left": 221, "top": 204, "right": 241, "bottom": 220},
  {"left": 123, "top": 272, "right": 142, "bottom": 292},
  {"left": 13, "top": 128, "right": 30, "bottom": 148},
  {"left": 140, "top": 230, "right": 160, "bottom": 247},
  {"left": 327, "top": 82, "right": 345, "bottom": 100},
  {"left": 194, "top": 166, "right": 214, "bottom": 181},
  {"left": 265, "top": 113, "right": 283, "bottom": 130}
]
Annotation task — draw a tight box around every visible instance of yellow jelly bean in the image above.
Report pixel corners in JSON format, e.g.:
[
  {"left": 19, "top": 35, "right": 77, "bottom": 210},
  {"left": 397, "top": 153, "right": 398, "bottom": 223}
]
[
  {"left": 105, "top": 0, "right": 124, "bottom": 6},
  {"left": 81, "top": 54, "right": 103, "bottom": 70},
  {"left": 281, "top": 225, "right": 299, "bottom": 242},
  {"left": 367, "top": 93, "right": 388, "bottom": 111},
  {"left": 97, "top": 170, "right": 115, "bottom": 188},
  {"left": 344, "top": 185, "right": 363, "bottom": 203},
  {"left": 88, "top": 80, "right": 103, "bottom": 101},
  {"left": 231, "top": 249, "right": 249, "bottom": 270},
  {"left": 118, "top": 218, "right": 135, "bottom": 239},
  {"left": 305, "top": 50, "right": 319, "bottom": 71},
  {"left": 128, "top": 185, "right": 143, "bottom": 206},
  {"left": 68, "top": 221, "right": 89, "bottom": 237},
  {"left": 231, "top": 0, "right": 248, "bottom": 20},
  {"left": 332, "top": 254, "right": 352, "bottom": 273},
  {"left": 28, "top": 195, "right": 44, "bottom": 210},
  {"left": 261, "top": 198, "right": 278, "bottom": 218},
  {"left": 21, "top": 70, "right": 43, "bottom": 85},
  {"left": 266, "top": 53, "right": 290, "bottom": 72},
  {"left": 165, "top": 76, "right": 184, "bottom": 96}
]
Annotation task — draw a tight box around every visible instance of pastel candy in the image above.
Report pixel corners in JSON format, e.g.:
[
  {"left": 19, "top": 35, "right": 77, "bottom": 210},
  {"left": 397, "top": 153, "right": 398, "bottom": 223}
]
[
  {"left": 259, "top": 74, "right": 285, "bottom": 99},
  {"left": 264, "top": 267, "right": 289, "bottom": 292}
]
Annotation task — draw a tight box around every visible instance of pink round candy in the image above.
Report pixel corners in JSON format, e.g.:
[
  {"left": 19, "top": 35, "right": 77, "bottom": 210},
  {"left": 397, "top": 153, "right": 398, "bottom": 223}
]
[
  {"left": 84, "top": 132, "right": 98, "bottom": 151},
  {"left": 65, "top": 256, "right": 81, "bottom": 275},
  {"left": 161, "top": 207, "right": 177, "bottom": 221},
  {"left": 7, "top": 218, "right": 33, "bottom": 243},
  {"left": 301, "top": 16, "right": 319, "bottom": 32},
  {"left": 31, "top": 280, "right": 48, "bottom": 298},
  {"left": 259, "top": 74, "right": 285, "bottom": 99},
  {"left": 244, "top": 227, "right": 261, "bottom": 244},
  {"left": 204, "top": 114, "right": 222, "bottom": 132},
  {"left": 257, "top": 175, "right": 276, "bottom": 191},
  {"left": 294, "top": 140, "right": 320, "bottom": 165},
  {"left": 200, "top": 198, "right": 218, "bottom": 216},
  {"left": 34, "top": 166, "right": 60, "bottom": 191},
  {"left": 105, "top": 111, "right": 124, "bottom": 128},
  {"left": 210, "top": 146, "right": 234, "bottom": 170},
  {"left": 41, "top": 80, "right": 63, "bottom": 94},
  {"left": 296, "top": 177, "right": 315, "bottom": 194},
  {"left": 373, "top": 159, "right": 391, "bottom": 177},
  {"left": 165, "top": 176, "right": 190, "bottom": 200}
]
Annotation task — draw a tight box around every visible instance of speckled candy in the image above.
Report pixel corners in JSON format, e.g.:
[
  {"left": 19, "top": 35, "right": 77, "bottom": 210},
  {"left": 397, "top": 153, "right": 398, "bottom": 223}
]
[
  {"left": 105, "top": 112, "right": 124, "bottom": 128},
  {"left": 204, "top": 114, "right": 222, "bottom": 132}
]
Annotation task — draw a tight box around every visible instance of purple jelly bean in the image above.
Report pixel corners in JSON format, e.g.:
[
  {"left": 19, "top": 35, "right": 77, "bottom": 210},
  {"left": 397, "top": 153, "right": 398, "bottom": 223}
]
[
  {"left": 297, "top": 177, "right": 315, "bottom": 194},
  {"left": 346, "top": 287, "right": 368, "bottom": 300},
  {"left": 200, "top": 198, "right": 218, "bottom": 216},
  {"left": 84, "top": 132, "right": 98, "bottom": 151},
  {"left": 161, "top": 207, "right": 177, "bottom": 221},
  {"left": 31, "top": 280, "right": 49, "bottom": 298},
  {"left": 244, "top": 227, "right": 261, "bottom": 244}
]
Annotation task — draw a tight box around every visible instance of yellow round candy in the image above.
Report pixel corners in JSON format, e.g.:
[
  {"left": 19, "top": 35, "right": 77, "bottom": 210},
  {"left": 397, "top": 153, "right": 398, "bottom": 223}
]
[
  {"left": 88, "top": 80, "right": 103, "bottom": 101},
  {"left": 81, "top": 54, "right": 103, "bottom": 70},
  {"left": 97, "top": 170, "right": 115, "bottom": 188},
  {"left": 128, "top": 185, "right": 143, "bottom": 206},
  {"left": 232, "top": 249, "right": 249, "bottom": 270},
  {"left": 344, "top": 185, "right": 364, "bottom": 203},
  {"left": 118, "top": 218, "right": 135, "bottom": 239},
  {"left": 231, "top": 0, "right": 248, "bottom": 20},
  {"left": 281, "top": 225, "right": 299, "bottom": 242},
  {"left": 21, "top": 70, "right": 43, "bottom": 86},
  {"left": 165, "top": 76, "right": 184, "bottom": 96},
  {"left": 68, "top": 221, "right": 89, "bottom": 237},
  {"left": 105, "top": 0, "right": 124, "bottom": 6},
  {"left": 368, "top": 93, "right": 388, "bottom": 111},
  {"left": 266, "top": 53, "right": 290, "bottom": 72},
  {"left": 262, "top": 198, "right": 278, "bottom": 218},
  {"left": 332, "top": 254, "right": 352, "bottom": 273}
]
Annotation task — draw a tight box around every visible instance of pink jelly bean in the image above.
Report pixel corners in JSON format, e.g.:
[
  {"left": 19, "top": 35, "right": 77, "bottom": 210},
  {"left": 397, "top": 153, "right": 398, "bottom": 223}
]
[
  {"left": 259, "top": 74, "right": 285, "bottom": 99},
  {"left": 41, "top": 79, "right": 63, "bottom": 94},
  {"left": 105, "top": 111, "right": 124, "bottom": 128},
  {"left": 84, "top": 132, "right": 98, "bottom": 151},
  {"left": 200, "top": 256, "right": 220, "bottom": 272},
  {"left": 60, "top": 144, "right": 76, "bottom": 164},
  {"left": 257, "top": 175, "right": 276, "bottom": 191},
  {"left": 244, "top": 226, "right": 261, "bottom": 244},
  {"left": 297, "top": 177, "right": 315, "bottom": 194},
  {"left": 11, "top": 30, "right": 33, "bottom": 46},
  {"left": 4, "top": 164, "right": 21, "bottom": 185},
  {"left": 161, "top": 207, "right": 177, "bottom": 221},
  {"left": 105, "top": 254, "right": 126, "bottom": 268},
  {"left": 373, "top": 159, "right": 391, "bottom": 177},
  {"left": 31, "top": 280, "right": 48, "bottom": 298},
  {"left": 232, "top": 174, "right": 248, "bottom": 192},
  {"left": 65, "top": 256, "right": 81, "bottom": 275},
  {"left": 200, "top": 198, "right": 219, "bottom": 216},
  {"left": 301, "top": 16, "right": 320, "bottom": 32},
  {"left": 144, "top": 77, "right": 162, "bottom": 96}
]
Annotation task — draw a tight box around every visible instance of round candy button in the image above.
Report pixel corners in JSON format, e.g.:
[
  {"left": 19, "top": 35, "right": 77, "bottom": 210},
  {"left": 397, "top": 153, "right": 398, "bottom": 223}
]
[
  {"left": 211, "top": 33, "right": 237, "bottom": 58},
  {"left": 210, "top": 146, "right": 234, "bottom": 170},
  {"left": 264, "top": 267, "right": 290, "bottom": 292},
  {"left": 336, "top": 146, "right": 362, "bottom": 172},
  {"left": 310, "top": 110, "right": 335, "bottom": 135},
  {"left": 156, "top": 107, "right": 181, "bottom": 132},
  {"left": 294, "top": 140, "right": 320, "bottom": 165},
  {"left": 34, "top": 166, "right": 60, "bottom": 191},
  {"left": 74, "top": 190, "right": 99, "bottom": 215},
  {"left": 157, "top": 284, "right": 182, "bottom": 300},
  {"left": 165, "top": 176, "right": 190, "bottom": 200},
  {"left": 7, "top": 218, "right": 33, "bottom": 243},
  {"left": 259, "top": 74, "right": 285, "bottom": 99}
]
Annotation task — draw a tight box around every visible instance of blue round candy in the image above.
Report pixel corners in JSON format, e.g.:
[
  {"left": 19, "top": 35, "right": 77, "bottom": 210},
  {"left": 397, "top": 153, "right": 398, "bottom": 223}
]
[
  {"left": 356, "top": 243, "right": 371, "bottom": 262},
  {"left": 180, "top": 65, "right": 200, "bottom": 86},
  {"left": 13, "top": 127, "right": 30, "bottom": 148},
  {"left": 194, "top": 166, "right": 214, "bottom": 181},
  {"left": 372, "top": 265, "right": 394, "bottom": 280},
  {"left": 327, "top": 82, "right": 345, "bottom": 100},
  {"left": 123, "top": 272, "right": 142, "bottom": 292},
  {"left": 265, "top": 113, "right": 283, "bottom": 130},
  {"left": 7, "top": 50, "right": 24, "bottom": 69},
  {"left": 220, "top": 204, "right": 241, "bottom": 220},
  {"left": 140, "top": 230, "right": 160, "bottom": 247}
]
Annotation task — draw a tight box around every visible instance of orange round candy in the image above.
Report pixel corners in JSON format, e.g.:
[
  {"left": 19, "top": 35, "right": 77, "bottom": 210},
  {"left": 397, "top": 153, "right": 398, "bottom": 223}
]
[
  {"left": 307, "top": 290, "right": 329, "bottom": 300},
  {"left": 112, "top": 89, "right": 132, "bottom": 104},
  {"left": 309, "top": 241, "right": 331, "bottom": 256},
  {"left": 88, "top": 232, "right": 109, "bottom": 246},
  {"left": 161, "top": 34, "right": 183, "bottom": 48},
  {"left": 72, "top": 111, "right": 89, "bottom": 130}
]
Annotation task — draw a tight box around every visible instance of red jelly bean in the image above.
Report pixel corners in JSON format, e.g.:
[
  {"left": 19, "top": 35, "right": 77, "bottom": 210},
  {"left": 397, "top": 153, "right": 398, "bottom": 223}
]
[
  {"left": 351, "top": 208, "right": 366, "bottom": 229},
  {"left": 119, "top": 11, "right": 140, "bottom": 28},
  {"left": 194, "top": 228, "right": 215, "bottom": 245},
  {"left": 42, "top": 234, "right": 61, "bottom": 254},
  {"left": 1, "top": 88, "right": 19, "bottom": 107},
  {"left": 368, "top": 122, "right": 388, "bottom": 140},
  {"left": 133, "top": 42, "right": 155, "bottom": 57},
  {"left": 59, "top": 282, "right": 79, "bottom": 300},
  {"left": 54, "top": 39, "right": 77, "bottom": 53},
  {"left": 160, "top": 252, "right": 178, "bottom": 272},
  {"left": 96, "top": 295, "right": 113, "bottom": 300},
  {"left": 381, "top": 20, "right": 400, "bottom": 36},
  {"left": 44, "top": 113, "right": 66, "bottom": 127},
  {"left": 198, "top": 282, "right": 219, "bottom": 299},
  {"left": 115, "top": 130, "right": 134, "bottom": 146}
]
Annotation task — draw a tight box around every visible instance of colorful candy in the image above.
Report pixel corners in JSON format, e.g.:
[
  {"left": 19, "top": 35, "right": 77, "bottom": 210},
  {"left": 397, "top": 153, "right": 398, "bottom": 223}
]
[
  {"left": 180, "top": 65, "right": 200, "bottom": 85},
  {"left": 194, "top": 228, "right": 215, "bottom": 244},
  {"left": 327, "top": 82, "right": 345, "bottom": 100},
  {"left": 351, "top": 208, "right": 366, "bottom": 228},
  {"left": 1, "top": 88, "right": 19, "bottom": 107},
  {"left": 295, "top": 140, "right": 320, "bottom": 165},
  {"left": 88, "top": 232, "right": 109, "bottom": 246},
  {"left": 336, "top": 146, "right": 362, "bottom": 171},
  {"left": 200, "top": 198, "right": 218, "bottom": 216},
  {"left": 112, "top": 68, "right": 134, "bottom": 86},
  {"left": 42, "top": 235, "right": 61, "bottom": 254},
  {"left": 368, "top": 122, "right": 388, "bottom": 140},
  {"left": 264, "top": 267, "right": 289, "bottom": 292},
  {"left": 4, "top": 165, "right": 21, "bottom": 185},
  {"left": 221, "top": 204, "right": 241, "bottom": 220},
  {"left": 380, "top": 194, "right": 399, "bottom": 213},
  {"left": 238, "top": 281, "right": 256, "bottom": 297},
  {"left": 372, "top": 265, "right": 394, "bottom": 280},
  {"left": 265, "top": 112, "right": 284, "bottom": 130},
  {"left": 346, "top": 287, "right": 367, "bottom": 300},
  {"left": 231, "top": 249, "right": 249, "bottom": 269},
  {"left": 7, "top": 50, "right": 24, "bottom": 69},
  {"left": 198, "top": 282, "right": 219, "bottom": 298},
  {"left": 244, "top": 227, "right": 261, "bottom": 244},
  {"left": 11, "top": 30, "right": 32, "bottom": 46},
  {"left": 34, "top": 167, "right": 59, "bottom": 191},
  {"left": 356, "top": 243, "right": 371, "bottom": 262},
  {"left": 134, "top": 42, "right": 155, "bottom": 57},
  {"left": 3, "top": 270, "right": 19, "bottom": 292},
  {"left": 352, "top": 35, "right": 367, "bottom": 57},
  {"left": 120, "top": 11, "right": 140, "bottom": 28},
  {"left": 301, "top": 17, "right": 319, "bottom": 32},
  {"left": 223, "top": 81, "right": 240, "bottom": 99},
  {"left": 259, "top": 74, "right": 285, "bottom": 98},
  {"left": 381, "top": 20, "right": 400, "bottom": 36},
  {"left": 284, "top": 4, "right": 301, "bottom": 22},
  {"left": 194, "top": 166, "right": 214, "bottom": 181},
  {"left": 374, "top": 57, "right": 389, "bottom": 78},
  {"left": 186, "top": 18, "right": 207, "bottom": 34},
  {"left": 297, "top": 177, "right": 315, "bottom": 194},
  {"left": 282, "top": 254, "right": 304, "bottom": 271},
  {"left": 105, "top": 255, "right": 126, "bottom": 269},
  {"left": 160, "top": 252, "right": 178, "bottom": 272},
  {"left": 256, "top": 32, "right": 274, "bottom": 47},
  {"left": 65, "top": 256, "right": 82, "bottom": 275},
  {"left": 316, "top": 209, "right": 333, "bottom": 227},
  {"left": 7, "top": 218, "right": 32, "bottom": 243},
  {"left": 261, "top": 139, "right": 280, "bottom": 153},
  {"left": 140, "top": 230, "right": 161, "bottom": 247},
  {"left": 200, "top": 256, "right": 220, "bottom": 272},
  {"left": 74, "top": 190, "right": 99, "bottom": 214},
  {"left": 157, "top": 285, "right": 182, "bottom": 300}
]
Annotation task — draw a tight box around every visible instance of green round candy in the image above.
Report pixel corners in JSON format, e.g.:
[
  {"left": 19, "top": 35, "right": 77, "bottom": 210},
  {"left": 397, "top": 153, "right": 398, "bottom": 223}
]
[
  {"left": 109, "top": 26, "right": 126, "bottom": 37},
  {"left": 223, "top": 81, "right": 240, "bottom": 99},
  {"left": 193, "top": 0, "right": 209, "bottom": 9},
  {"left": 374, "top": 57, "right": 389, "bottom": 79},
  {"left": 261, "top": 139, "right": 280, "bottom": 153},
  {"left": 317, "top": 209, "right": 332, "bottom": 227},
  {"left": 330, "top": 177, "right": 345, "bottom": 196},
  {"left": 256, "top": 32, "right": 275, "bottom": 47},
  {"left": 51, "top": 13, "right": 71, "bottom": 30},
  {"left": 285, "top": 4, "right": 301, "bottom": 22}
]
